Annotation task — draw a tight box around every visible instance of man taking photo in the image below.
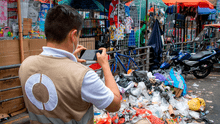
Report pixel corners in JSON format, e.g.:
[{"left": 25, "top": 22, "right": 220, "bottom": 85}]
[{"left": 19, "top": 5, "right": 120, "bottom": 124}]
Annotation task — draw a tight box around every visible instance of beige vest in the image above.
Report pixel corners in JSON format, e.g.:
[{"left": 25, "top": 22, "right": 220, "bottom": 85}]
[{"left": 19, "top": 55, "right": 93, "bottom": 124}]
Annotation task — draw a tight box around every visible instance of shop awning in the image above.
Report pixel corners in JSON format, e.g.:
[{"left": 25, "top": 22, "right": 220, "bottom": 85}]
[
  {"left": 198, "top": 6, "right": 216, "bottom": 15},
  {"left": 92, "top": 0, "right": 108, "bottom": 12},
  {"left": 162, "top": 0, "right": 214, "bottom": 9}
]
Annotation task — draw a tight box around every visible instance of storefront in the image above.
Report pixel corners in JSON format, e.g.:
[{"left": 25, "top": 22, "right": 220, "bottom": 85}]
[{"left": 162, "top": 0, "right": 215, "bottom": 43}]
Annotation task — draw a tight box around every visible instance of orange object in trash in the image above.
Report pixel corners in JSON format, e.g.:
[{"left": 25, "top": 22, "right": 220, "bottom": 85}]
[
  {"left": 127, "top": 69, "right": 133, "bottom": 74},
  {"left": 118, "top": 118, "right": 125, "bottom": 123}
]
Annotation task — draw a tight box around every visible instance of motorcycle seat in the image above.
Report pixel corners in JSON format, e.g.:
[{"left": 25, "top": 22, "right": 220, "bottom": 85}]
[{"left": 189, "top": 51, "right": 213, "bottom": 61}]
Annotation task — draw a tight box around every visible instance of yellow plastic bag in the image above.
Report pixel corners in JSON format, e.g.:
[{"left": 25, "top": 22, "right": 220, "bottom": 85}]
[{"left": 188, "top": 98, "right": 206, "bottom": 111}]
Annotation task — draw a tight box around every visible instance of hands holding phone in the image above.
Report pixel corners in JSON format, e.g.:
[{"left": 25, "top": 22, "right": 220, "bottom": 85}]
[
  {"left": 73, "top": 45, "right": 87, "bottom": 63},
  {"left": 74, "top": 45, "right": 108, "bottom": 68},
  {"left": 96, "top": 48, "right": 109, "bottom": 67}
]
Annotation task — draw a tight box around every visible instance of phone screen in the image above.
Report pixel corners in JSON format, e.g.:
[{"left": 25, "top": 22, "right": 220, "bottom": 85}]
[{"left": 79, "top": 50, "right": 102, "bottom": 61}]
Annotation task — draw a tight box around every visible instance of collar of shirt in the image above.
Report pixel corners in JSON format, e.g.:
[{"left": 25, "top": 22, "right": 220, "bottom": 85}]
[{"left": 40, "top": 46, "right": 77, "bottom": 62}]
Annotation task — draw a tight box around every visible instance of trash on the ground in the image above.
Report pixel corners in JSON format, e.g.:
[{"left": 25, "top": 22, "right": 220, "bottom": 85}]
[
  {"left": 206, "top": 100, "right": 213, "bottom": 103},
  {"left": 209, "top": 77, "right": 217, "bottom": 79},
  {"left": 192, "top": 83, "right": 199, "bottom": 87},
  {"left": 188, "top": 98, "right": 206, "bottom": 111},
  {"left": 95, "top": 70, "right": 211, "bottom": 124}
]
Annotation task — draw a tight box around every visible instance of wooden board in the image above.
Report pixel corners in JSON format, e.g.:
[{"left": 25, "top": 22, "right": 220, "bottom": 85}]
[
  {"left": 0, "top": 87, "right": 23, "bottom": 101},
  {"left": 0, "top": 67, "right": 19, "bottom": 79},
  {"left": 79, "top": 38, "right": 95, "bottom": 50},
  {"left": 23, "top": 18, "right": 32, "bottom": 35},
  {"left": 0, "top": 78, "right": 20, "bottom": 90},
  {"left": 29, "top": 39, "right": 46, "bottom": 51},
  {"left": 0, "top": 97, "right": 25, "bottom": 114}
]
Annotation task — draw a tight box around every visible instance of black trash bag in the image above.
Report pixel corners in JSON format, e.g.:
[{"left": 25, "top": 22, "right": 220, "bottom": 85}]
[
  {"left": 117, "top": 73, "right": 134, "bottom": 88},
  {"left": 132, "top": 71, "right": 150, "bottom": 83},
  {"left": 153, "top": 86, "right": 163, "bottom": 93},
  {"left": 161, "top": 92, "right": 170, "bottom": 102}
]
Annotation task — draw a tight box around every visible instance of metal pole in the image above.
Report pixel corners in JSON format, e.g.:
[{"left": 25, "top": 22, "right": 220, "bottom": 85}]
[
  {"left": 104, "top": 0, "right": 106, "bottom": 34},
  {"left": 116, "top": 0, "right": 120, "bottom": 47},
  {"left": 145, "top": 0, "right": 148, "bottom": 46},
  {"left": 17, "top": 0, "right": 24, "bottom": 63},
  {"left": 138, "top": 0, "right": 142, "bottom": 48}
]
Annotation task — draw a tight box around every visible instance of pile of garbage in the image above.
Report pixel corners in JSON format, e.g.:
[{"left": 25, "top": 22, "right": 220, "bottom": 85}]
[{"left": 94, "top": 69, "right": 213, "bottom": 124}]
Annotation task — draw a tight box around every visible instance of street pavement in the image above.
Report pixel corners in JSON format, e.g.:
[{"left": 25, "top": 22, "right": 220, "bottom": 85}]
[{"left": 185, "top": 72, "right": 220, "bottom": 123}]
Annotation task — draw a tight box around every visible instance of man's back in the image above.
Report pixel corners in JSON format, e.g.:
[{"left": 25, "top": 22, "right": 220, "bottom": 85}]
[{"left": 19, "top": 55, "right": 93, "bottom": 124}]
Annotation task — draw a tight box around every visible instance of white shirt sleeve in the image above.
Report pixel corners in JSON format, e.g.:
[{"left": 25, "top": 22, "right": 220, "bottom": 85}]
[{"left": 81, "top": 70, "right": 114, "bottom": 110}]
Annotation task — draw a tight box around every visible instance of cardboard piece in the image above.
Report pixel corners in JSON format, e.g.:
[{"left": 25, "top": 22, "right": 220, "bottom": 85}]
[
  {"left": 174, "top": 88, "right": 183, "bottom": 98},
  {"left": 0, "top": 113, "right": 10, "bottom": 119},
  {"left": 23, "top": 18, "right": 32, "bottom": 35}
]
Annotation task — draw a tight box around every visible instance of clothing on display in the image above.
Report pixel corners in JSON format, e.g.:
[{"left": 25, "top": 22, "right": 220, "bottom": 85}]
[
  {"left": 128, "top": 30, "right": 136, "bottom": 46},
  {"left": 124, "top": 5, "right": 130, "bottom": 17},
  {"left": 124, "top": 16, "right": 133, "bottom": 34},
  {"left": 114, "top": 2, "right": 126, "bottom": 22},
  {"left": 0, "top": 0, "right": 7, "bottom": 26},
  {"left": 109, "top": 23, "right": 125, "bottom": 40},
  {"left": 108, "top": 0, "right": 119, "bottom": 25},
  {"left": 129, "top": 5, "right": 138, "bottom": 27},
  {"left": 135, "top": 24, "right": 146, "bottom": 47}
]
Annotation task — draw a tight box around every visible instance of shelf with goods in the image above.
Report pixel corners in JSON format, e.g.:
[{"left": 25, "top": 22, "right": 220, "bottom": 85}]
[
  {"left": 164, "top": 13, "right": 185, "bottom": 44},
  {"left": 77, "top": 9, "right": 109, "bottom": 49}
]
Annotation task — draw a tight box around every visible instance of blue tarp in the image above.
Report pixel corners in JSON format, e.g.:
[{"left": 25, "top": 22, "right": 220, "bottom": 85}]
[{"left": 198, "top": 6, "right": 216, "bottom": 15}]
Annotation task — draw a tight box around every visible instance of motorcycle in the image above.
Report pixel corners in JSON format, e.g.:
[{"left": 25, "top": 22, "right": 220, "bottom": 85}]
[{"left": 160, "top": 45, "right": 220, "bottom": 79}]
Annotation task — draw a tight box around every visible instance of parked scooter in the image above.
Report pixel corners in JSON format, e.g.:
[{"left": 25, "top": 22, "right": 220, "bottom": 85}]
[{"left": 160, "top": 43, "right": 220, "bottom": 79}]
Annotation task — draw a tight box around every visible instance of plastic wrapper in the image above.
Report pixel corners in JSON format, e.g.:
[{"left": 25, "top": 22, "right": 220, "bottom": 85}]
[
  {"left": 189, "top": 110, "right": 200, "bottom": 119},
  {"left": 130, "top": 88, "right": 142, "bottom": 97},
  {"left": 137, "top": 82, "right": 146, "bottom": 90},
  {"left": 131, "top": 116, "right": 142, "bottom": 123},
  {"left": 151, "top": 91, "right": 161, "bottom": 104},
  {"left": 117, "top": 81, "right": 135, "bottom": 93},
  {"left": 160, "top": 98, "right": 169, "bottom": 112},
  {"left": 148, "top": 104, "right": 163, "bottom": 118},
  {"left": 129, "top": 95, "right": 138, "bottom": 106},
  {"left": 142, "top": 89, "right": 150, "bottom": 99}
]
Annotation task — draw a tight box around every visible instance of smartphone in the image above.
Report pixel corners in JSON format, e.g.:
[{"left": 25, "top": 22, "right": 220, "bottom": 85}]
[{"left": 79, "top": 50, "right": 102, "bottom": 61}]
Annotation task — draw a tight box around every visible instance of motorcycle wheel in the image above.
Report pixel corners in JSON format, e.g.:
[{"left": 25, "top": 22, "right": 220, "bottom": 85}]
[{"left": 193, "top": 64, "right": 212, "bottom": 79}]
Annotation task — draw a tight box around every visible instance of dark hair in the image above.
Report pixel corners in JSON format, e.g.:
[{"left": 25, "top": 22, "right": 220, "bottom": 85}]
[{"left": 45, "top": 5, "right": 83, "bottom": 43}]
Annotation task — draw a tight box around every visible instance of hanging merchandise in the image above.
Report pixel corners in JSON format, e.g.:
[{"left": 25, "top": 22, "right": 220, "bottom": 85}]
[
  {"left": 20, "top": 0, "right": 29, "bottom": 22},
  {"left": 128, "top": 29, "right": 136, "bottom": 46},
  {"left": 135, "top": 23, "right": 146, "bottom": 47},
  {"left": 109, "top": 23, "right": 125, "bottom": 41},
  {"left": 113, "top": 2, "right": 126, "bottom": 27},
  {"left": 28, "top": 0, "right": 41, "bottom": 23},
  {"left": 108, "top": 0, "right": 119, "bottom": 25},
  {"left": 39, "top": 3, "right": 53, "bottom": 32},
  {"left": 124, "top": 17, "right": 133, "bottom": 34},
  {"left": 128, "top": 2, "right": 139, "bottom": 27},
  {"left": 0, "top": 0, "right": 7, "bottom": 26}
]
